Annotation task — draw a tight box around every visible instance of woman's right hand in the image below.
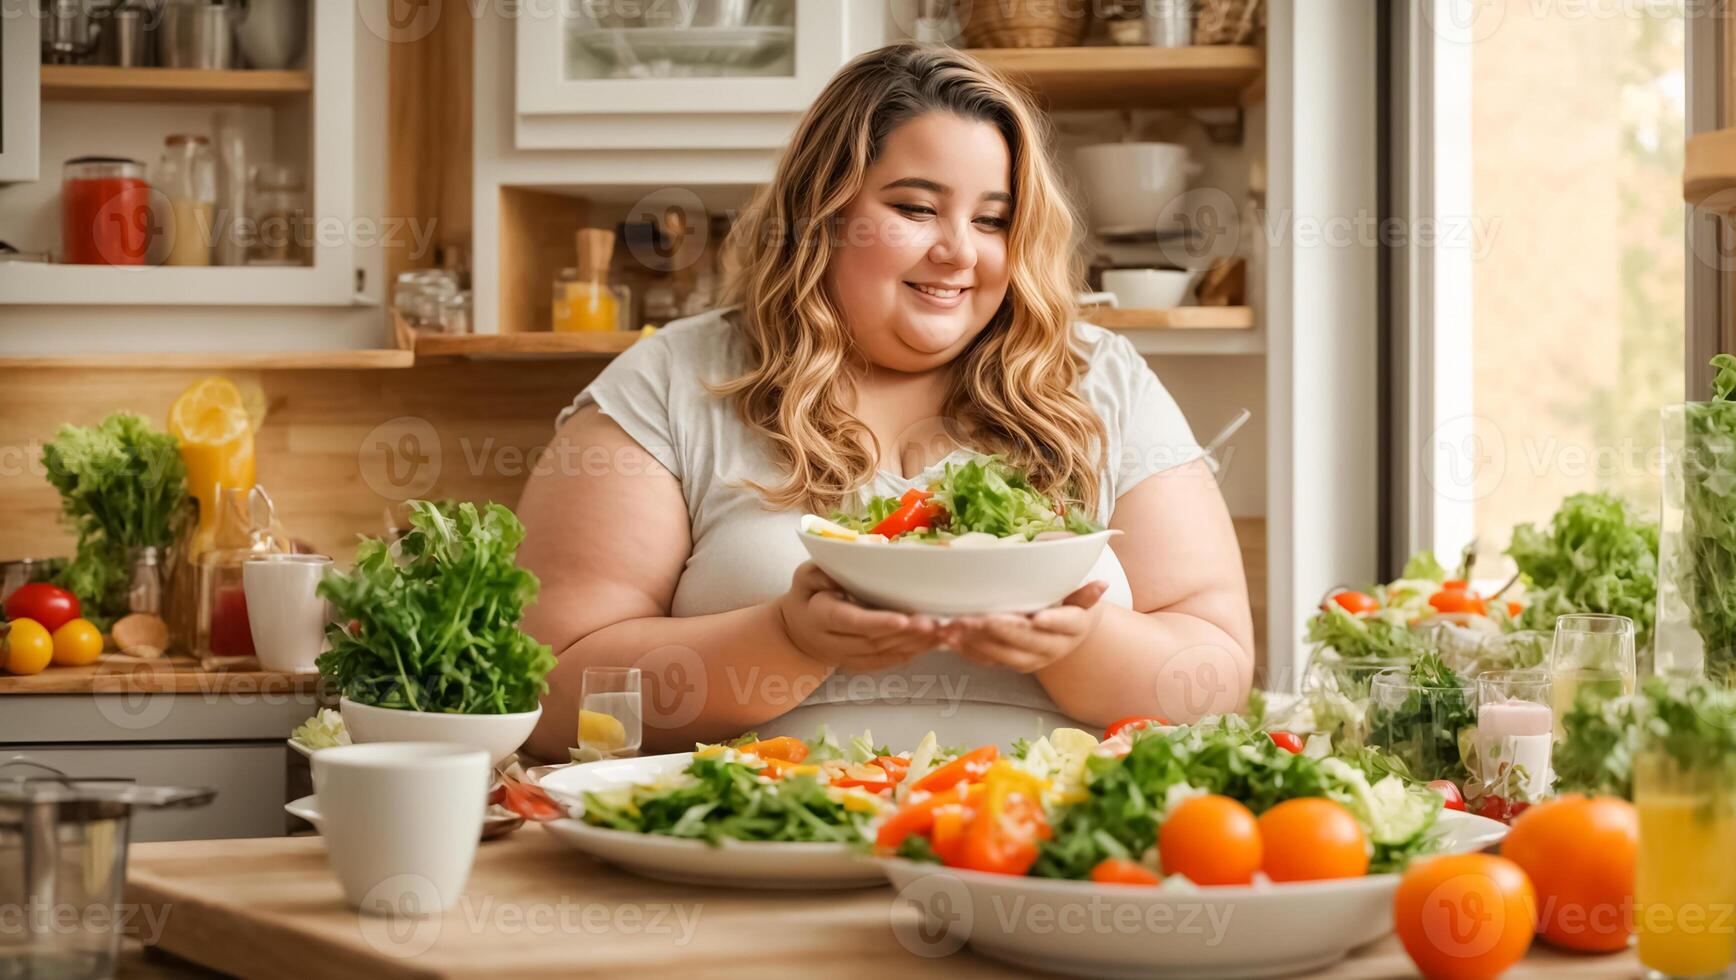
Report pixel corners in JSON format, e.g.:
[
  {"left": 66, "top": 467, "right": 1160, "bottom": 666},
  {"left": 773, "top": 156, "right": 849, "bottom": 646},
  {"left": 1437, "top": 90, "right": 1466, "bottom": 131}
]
[{"left": 774, "top": 561, "right": 941, "bottom": 671}]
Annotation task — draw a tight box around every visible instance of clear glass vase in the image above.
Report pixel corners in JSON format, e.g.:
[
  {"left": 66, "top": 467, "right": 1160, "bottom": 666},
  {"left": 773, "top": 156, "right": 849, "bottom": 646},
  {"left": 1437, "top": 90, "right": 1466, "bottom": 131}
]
[{"left": 1657, "top": 403, "right": 1736, "bottom": 685}]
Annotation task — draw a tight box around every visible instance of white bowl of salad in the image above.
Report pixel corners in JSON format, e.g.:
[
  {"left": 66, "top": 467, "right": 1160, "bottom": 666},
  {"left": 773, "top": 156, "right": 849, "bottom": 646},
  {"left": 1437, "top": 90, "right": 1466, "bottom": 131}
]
[{"left": 799, "top": 457, "right": 1118, "bottom": 616}]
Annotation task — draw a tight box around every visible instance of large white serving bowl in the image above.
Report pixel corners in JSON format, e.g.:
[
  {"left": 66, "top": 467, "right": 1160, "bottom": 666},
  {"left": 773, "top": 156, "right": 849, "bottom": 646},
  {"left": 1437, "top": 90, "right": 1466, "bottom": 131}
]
[
  {"left": 878, "top": 810, "right": 1509, "bottom": 980},
  {"left": 797, "top": 525, "right": 1120, "bottom": 616},
  {"left": 538, "top": 753, "right": 883, "bottom": 889},
  {"left": 338, "top": 697, "right": 541, "bottom": 766}
]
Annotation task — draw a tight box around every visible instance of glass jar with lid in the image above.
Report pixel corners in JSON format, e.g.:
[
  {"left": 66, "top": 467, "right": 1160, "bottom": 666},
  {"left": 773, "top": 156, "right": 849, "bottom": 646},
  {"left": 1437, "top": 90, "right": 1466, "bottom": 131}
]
[
  {"left": 159, "top": 134, "right": 215, "bottom": 267},
  {"left": 61, "top": 156, "right": 150, "bottom": 266},
  {"left": 248, "top": 163, "right": 310, "bottom": 266}
]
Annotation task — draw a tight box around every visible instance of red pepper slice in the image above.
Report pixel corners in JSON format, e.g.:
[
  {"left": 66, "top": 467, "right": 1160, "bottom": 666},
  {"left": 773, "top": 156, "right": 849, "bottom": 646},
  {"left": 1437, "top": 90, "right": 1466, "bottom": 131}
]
[
  {"left": 870, "top": 489, "right": 947, "bottom": 539},
  {"left": 1104, "top": 716, "right": 1169, "bottom": 740},
  {"left": 1268, "top": 731, "right": 1305, "bottom": 754},
  {"left": 911, "top": 745, "right": 999, "bottom": 793}
]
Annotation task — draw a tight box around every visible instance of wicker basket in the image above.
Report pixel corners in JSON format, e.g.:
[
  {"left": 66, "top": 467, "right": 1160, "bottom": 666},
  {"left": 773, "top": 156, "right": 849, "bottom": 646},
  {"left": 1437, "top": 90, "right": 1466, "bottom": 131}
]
[
  {"left": 1195, "top": 0, "right": 1264, "bottom": 45},
  {"left": 959, "top": 0, "right": 1091, "bottom": 49}
]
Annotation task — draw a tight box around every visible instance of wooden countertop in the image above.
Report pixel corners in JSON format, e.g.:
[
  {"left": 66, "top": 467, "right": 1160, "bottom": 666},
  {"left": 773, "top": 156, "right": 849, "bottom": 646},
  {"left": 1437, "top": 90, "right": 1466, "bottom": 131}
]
[
  {"left": 122, "top": 831, "right": 1643, "bottom": 979},
  {"left": 0, "top": 654, "right": 318, "bottom": 696}
]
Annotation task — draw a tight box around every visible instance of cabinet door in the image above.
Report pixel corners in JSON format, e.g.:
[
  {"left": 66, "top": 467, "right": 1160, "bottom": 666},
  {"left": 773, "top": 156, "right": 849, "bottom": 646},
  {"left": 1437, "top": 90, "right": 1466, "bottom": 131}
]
[
  {"left": 513, "top": 1, "right": 848, "bottom": 150},
  {"left": 0, "top": 0, "right": 42, "bottom": 183}
]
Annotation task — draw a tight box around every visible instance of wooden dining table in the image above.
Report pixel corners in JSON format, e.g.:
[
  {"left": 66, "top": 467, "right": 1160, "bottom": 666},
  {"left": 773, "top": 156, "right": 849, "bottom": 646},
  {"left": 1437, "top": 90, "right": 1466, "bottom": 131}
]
[{"left": 118, "top": 829, "right": 1645, "bottom": 979}]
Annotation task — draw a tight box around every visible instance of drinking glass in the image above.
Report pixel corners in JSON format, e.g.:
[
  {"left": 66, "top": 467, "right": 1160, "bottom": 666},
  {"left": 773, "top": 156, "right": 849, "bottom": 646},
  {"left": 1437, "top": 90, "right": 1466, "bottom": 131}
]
[
  {"left": 1300, "top": 656, "right": 1408, "bottom": 749},
  {"left": 1548, "top": 614, "right": 1637, "bottom": 738},
  {"left": 1368, "top": 667, "right": 1475, "bottom": 786},
  {"left": 1474, "top": 669, "right": 1553, "bottom": 802},
  {"left": 576, "top": 666, "right": 642, "bottom": 762},
  {"left": 1635, "top": 747, "right": 1736, "bottom": 979}
]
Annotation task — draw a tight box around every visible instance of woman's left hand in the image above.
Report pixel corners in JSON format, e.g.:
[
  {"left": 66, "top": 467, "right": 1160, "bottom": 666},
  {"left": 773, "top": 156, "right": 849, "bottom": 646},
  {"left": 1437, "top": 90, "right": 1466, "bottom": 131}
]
[{"left": 939, "top": 581, "right": 1110, "bottom": 673}]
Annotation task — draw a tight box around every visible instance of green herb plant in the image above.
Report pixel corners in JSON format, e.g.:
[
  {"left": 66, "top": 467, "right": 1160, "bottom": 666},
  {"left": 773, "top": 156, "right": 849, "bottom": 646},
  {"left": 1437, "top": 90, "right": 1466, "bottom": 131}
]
[
  {"left": 1674, "top": 354, "right": 1736, "bottom": 686},
  {"left": 316, "top": 500, "right": 555, "bottom": 714}
]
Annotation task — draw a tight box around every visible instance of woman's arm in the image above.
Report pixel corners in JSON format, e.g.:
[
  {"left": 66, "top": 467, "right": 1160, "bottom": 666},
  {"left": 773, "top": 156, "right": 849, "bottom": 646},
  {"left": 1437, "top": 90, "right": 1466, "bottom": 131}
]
[
  {"left": 515, "top": 406, "right": 832, "bottom": 759},
  {"left": 1034, "top": 459, "right": 1255, "bottom": 725}
]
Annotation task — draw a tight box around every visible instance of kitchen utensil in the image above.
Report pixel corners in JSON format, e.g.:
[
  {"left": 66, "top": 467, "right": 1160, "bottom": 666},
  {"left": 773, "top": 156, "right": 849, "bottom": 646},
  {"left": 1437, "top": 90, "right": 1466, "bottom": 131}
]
[
  {"left": 540, "top": 754, "right": 886, "bottom": 888},
  {"left": 159, "top": 1, "right": 235, "bottom": 68},
  {"left": 878, "top": 810, "right": 1508, "bottom": 979},
  {"left": 1198, "top": 406, "right": 1251, "bottom": 475},
  {"left": 100, "top": 4, "right": 151, "bottom": 65},
  {"left": 1074, "top": 142, "right": 1198, "bottom": 236},
  {"left": 126, "top": 546, "right": 164, "bottom": 615},
  {"left": 640, "top": 0, "right": 696, "bottom": 29},
  {"left": 959, "top": 0, "right": 1089, "bottom": 47},
  {"left": 284, "top": 794, "right": 525, "bottom": 841},
  {"left": 796, "top": 520, "right": 1121, "bottom": 617},
  {"left": 1146, "top": 0, "right": 1193, "bottom": 46},
  {"left": 1196, "top": 256, "right": 1247, "bottom": 306},
  {"left": 0, "top": 757, "right": 213, "bottom": 980},
  {"left": 338, "top": 698, "right": 543, "bottom": 766},
  {"left": 236, "top": 0, "right": 306, "bottom": 68},
  {"left": 43, "top": 0, "right": 103, "bottom": 64},
  {"left": 1101, "top": 267, "right": 1202, "bottom": 308},
  {"left": 60, "top": 156, "right": 151, "bottom": 266},
  {"left": 309, "top": 743, "right": 489, "bottom": 915},
  {"left": 243, "top": 553, "right": 332, "bottom": 674},
  {"left": 1076, "top": 290, "right": 1117, "bottom": 308},
  {"left": 193, "top": 485, "right": 289, "bottom": 663}
]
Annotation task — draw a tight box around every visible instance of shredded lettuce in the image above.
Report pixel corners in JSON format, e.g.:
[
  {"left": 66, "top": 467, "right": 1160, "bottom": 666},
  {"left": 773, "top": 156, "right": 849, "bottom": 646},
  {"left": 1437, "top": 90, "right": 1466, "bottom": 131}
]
[{"left": 831, "top": 455, "right": 1101, "bottom": 540}]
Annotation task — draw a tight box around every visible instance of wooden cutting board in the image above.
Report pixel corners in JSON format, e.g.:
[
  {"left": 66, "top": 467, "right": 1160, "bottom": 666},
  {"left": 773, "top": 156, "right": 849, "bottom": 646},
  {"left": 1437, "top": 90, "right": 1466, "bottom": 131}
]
[
  {"left": 124, "top": 832, "right": 1642, "bottom": 979},
  {"left": 0, "top": 654, "right": 316, "bottom": 695}
]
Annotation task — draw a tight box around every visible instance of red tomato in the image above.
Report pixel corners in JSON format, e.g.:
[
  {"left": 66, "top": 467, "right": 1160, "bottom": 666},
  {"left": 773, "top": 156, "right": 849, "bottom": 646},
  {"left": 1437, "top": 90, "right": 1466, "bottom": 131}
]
[
  {"left": 1258, "top": 798, "right": 1369, "bottom": 882},
  {"left": 1428, "top": 780, "right": 1467, "bottom": 811},
  {"left": 912, "top": 745, "right": 998, "bottom": 793},
  {"left": 4, "top": 582, "right": 81, "bottom": 634},
  {"left": 1501, "top": 796, "right": 1637, "bottom": 953},
  {"left": 1268, "top": 731, "right": 1305, "bottom": 754},
  {"left": 1091, "top": 859, "right": 1162, "bottom": 886},
  {"left": 1506, "top": 601, "right": 1524, "bottom": 617},
  {"left": 1329, "top": 590, "right": 1380, "bottom": 615},
  {"left": 1159, "top": 795, "right": 1263, "bottom": 885},
  {"left": 1477, "top": 795, "right": 1531, "bottom": 824},
  {"left": 1104, "top": 716, "right": 1169, "bottom": 740},
  {"left": 1395, "top": 854, "right": 1537, "bottom": 979}
]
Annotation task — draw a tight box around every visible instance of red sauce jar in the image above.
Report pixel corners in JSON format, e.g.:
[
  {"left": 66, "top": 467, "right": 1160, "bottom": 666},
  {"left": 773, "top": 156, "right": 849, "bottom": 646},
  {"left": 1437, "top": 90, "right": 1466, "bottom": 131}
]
[{"left": 61, "top": 156, "right": 151, "bottom": 265}]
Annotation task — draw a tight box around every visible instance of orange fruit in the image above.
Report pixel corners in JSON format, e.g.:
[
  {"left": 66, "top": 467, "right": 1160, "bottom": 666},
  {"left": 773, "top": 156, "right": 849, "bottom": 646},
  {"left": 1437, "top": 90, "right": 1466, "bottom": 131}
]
[
  {"left": 1501, "top": 795, "right": 1636, "bottom": 952},
  {"left": 1158, "top": 794, "right": 1262, "bottom": 885},
  {"left": 1258, "top": 797, "right": 1369, "bottom": 882},
  {"left": 1396, "top": 853, "right": 1537, "bottom": 980}
]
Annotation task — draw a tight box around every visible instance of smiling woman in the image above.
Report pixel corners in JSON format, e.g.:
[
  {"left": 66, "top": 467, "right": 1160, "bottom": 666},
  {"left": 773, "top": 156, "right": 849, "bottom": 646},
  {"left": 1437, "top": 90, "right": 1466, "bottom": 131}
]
[{"left": 514, "top": 43, "right": 1255, "bottom": 760}]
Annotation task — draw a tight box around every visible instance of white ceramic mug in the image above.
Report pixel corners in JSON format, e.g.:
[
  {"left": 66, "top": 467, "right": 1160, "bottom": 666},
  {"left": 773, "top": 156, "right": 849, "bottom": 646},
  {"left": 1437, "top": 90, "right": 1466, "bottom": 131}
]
[
  {"left": 311, "top": 743, "right": 489, "bottom": 916},
  {"left": 243, "top": 554, "right": 332, "bottom": 673}
]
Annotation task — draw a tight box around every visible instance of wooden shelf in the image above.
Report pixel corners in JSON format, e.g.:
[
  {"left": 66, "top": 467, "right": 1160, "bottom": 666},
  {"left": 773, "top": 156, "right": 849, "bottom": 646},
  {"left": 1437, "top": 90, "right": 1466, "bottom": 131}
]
[
  {"left": 0, "top": 350, "right": 413, "bottom": 370},
  {"left": 1686, "top": 128, "right": 1736, "bottom": 211},
  {"left": 41, "top": 65, "right": 312, "bottom": 104},
  {"left": 408, "top": 330, "right": 645, "bottom": 361},
  {"left": 967, "top": 45, "right": 1263, "bottom": 110},
  {"left": 1081, "top": 306, "right": 1255, "bottom": 330}
]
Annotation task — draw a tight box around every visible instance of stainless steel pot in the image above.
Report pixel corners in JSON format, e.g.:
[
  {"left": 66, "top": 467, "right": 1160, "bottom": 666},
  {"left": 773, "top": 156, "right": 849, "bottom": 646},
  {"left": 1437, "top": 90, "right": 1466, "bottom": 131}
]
[
  {"left": 0, "top": 559, "right": 66, "bottom": 607},
  {"left": 0, "top": 759, "right": 214, "bottom": 980}
]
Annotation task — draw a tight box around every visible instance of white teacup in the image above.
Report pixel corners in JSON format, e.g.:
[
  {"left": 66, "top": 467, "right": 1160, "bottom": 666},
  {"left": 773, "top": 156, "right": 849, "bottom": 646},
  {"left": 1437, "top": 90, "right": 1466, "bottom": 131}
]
[
  {"left": 311, "top": 743, "right": 490, "bottom": 916},
  {"left": 243, "top": 553, "right": 333, "bottom": 673}
]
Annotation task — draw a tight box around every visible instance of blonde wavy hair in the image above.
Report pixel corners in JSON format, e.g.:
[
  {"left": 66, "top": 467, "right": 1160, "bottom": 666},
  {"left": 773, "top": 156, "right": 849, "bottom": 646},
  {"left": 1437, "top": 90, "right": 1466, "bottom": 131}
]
[{"left": 715, "top": 43, "right": 1105, "bottom": 515}]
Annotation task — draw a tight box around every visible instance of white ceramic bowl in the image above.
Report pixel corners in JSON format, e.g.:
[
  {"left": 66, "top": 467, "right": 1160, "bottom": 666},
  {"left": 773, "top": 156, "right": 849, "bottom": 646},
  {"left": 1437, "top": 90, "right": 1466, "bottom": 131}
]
[
  {"left": 1074, "top": 142, "right": 1197, "bottom": 236},
  {"left": 797, "top": 525, "right": 1119, "bottom": 616},
  {"left": 338, "top": 697, "right": 541, "bottom": 765},
  {"left": 879, "top": 810, "right": 1509, "bottom": 979},
  {"left": 1101, "top": 268, "right": 1197, "bottom": 309}
]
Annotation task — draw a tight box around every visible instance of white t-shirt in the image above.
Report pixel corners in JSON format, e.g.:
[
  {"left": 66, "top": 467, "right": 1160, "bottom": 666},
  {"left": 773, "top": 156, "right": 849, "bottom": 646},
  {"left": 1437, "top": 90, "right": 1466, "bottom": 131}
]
[{"left": 557, "top": 307, "right": 1204, "bottom": 744}]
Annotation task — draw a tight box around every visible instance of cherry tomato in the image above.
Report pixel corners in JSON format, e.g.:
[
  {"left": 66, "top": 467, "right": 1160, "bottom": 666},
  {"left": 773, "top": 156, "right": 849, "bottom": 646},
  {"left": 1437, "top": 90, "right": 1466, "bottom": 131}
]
[
  {"left": 1158, "top": 795, "right": 1263, "bottom": 886},
  {"left": 2, "top": 619, "right": 54, "bottom": 676},
  {"left": 1268, "top": 731, "right": 1305, "bottom": 754},
  {"left": 1501, "top": 796, "right": 1636, "bottom": 952},
  {"left": 912, "top": 745, "right": 998, "bottom": 792},
  {"left": 1476, "top": 795, "right": 1531, "bottom": 824},
  {"left": 1429, "top": 588, "right": 1488, "bottom": 616},
  {"left": 4, "top": 583, "right": 81, "bottom": 634},
  {"left": 737, "top": 736, "right": 808, "bottom": 763},
  {"left": 1091, "top": 859, "right": 1163, "bottom": 886},
  {"left": 1395, "top": 854, "right": 1537, "bottom": 979},
  {"left": 1104, "top": 716, "right": 1169, "bottom": 740},
  {"left": 1258, "top": 798, "right": 1369, "bottom": 882},
  {"left": 1506, "top": 600, "right": 1524, "bottom": 617},
  {"left": 1428, "top": 780, "right": 1466, "bottom": 812},
  {"left": 51, "top": 618, "right": 104, "bottom": 667},
  {"left": 1329, "top": 590, "right": 1380, "bottom": 615}
]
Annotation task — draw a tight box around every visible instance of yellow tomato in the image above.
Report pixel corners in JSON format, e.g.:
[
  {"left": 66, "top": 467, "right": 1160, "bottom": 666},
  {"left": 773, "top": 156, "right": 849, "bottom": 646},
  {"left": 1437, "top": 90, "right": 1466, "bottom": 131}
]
[
  {"left": 4, "top": 619, "right": 54, "bottom": 675},
  {"left": 51, "top": 618, "right": 104, "bottom": 667}
]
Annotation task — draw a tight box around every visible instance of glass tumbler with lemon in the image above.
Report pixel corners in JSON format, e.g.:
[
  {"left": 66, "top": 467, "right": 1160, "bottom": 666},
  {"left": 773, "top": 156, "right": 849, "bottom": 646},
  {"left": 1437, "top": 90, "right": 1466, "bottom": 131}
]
[{"left": 574, "top": 666, "right": 641, "bottom": 763}]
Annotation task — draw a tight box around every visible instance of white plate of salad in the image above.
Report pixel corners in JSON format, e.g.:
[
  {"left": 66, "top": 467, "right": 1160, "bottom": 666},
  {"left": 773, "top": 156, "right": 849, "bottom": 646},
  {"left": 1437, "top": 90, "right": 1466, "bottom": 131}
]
[
  {"left": 799, "top": 456, "right": 1118, "bottom": 616},
  {"left": 873, "top": 717, "right": 1506, "bottom": 979}
]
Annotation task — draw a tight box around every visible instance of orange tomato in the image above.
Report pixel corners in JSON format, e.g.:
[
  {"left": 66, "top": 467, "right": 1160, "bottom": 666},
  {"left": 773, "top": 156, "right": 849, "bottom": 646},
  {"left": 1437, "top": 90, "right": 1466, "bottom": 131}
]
[
  {"left": 737, "top": 736, "right": 808, "bottom": 763},
  {"left": 1091, "top": 859, "right": 1163, "bottom": 886},
  {"left": 51, "top": 618, "right": 104, "bottom": 667},
  {"left": 1330, "top": 590, "right": 1380, "bottom": 615},
  {"left": 1257, "top": 797, "right": 1369, "bottom": 882},
  {"left": 1396, "top": 854, "right": 1537, "bottom": 980},
  {"left": 1500, "top": 795, "right": 1637, "bottom": 952},
  {"left": 1158, "top": 795, "right": 1262, "bottom": 885}
]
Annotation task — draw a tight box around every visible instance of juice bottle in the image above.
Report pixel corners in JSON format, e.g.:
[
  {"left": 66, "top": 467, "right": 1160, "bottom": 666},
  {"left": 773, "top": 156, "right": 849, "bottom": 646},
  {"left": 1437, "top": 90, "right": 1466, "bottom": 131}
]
[
  {"left": 169, "top": 377, "right": 258, "bottom": 556},
  {"left": 552, "top": 228, "right": 629, "bottom": 332},
  {"left": 1635, "top": 752, "right": 1736, "bottom": 978}
]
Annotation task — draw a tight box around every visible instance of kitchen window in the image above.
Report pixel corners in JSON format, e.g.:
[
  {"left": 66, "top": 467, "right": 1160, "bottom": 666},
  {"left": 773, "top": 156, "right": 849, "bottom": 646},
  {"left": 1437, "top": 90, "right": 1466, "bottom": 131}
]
[{"left": 1392, "top": 0, "right": 1696, "bottom": 580}]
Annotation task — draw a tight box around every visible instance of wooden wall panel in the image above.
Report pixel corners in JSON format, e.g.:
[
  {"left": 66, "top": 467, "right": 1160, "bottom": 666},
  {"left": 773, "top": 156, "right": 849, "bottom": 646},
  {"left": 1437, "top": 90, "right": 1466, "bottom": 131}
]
[
  {"left": 385, "top": 1, "right": 474, "bottom": 287},
  {"left": 500, "top": 187, "right": 592, "bottom": 334}
]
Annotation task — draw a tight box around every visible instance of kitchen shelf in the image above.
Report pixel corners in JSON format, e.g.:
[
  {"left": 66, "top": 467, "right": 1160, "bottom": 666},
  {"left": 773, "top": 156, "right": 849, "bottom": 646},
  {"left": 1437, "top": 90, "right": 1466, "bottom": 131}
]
[
  {"left": 1124, "top": 329, "right": 1263, "bottom": 356},
  {"left": 966, "top": 45, "right": 1264, "bottom": 110},
  {"left": 40, "top": 65, "right": 313, "bottom": 104},
  {"left": 406, "top": 329, "right": 646, "bottom": 361},
  {"left": 1082, "top": 306, "right": 1255, "bottom": 330},
  {"left": 0, "top": 350, "right": 412, "bottom": 370},
  {"left": 0, "top": 264, "right": 350, "bottom": 307},
  {"left": 1685, "top": 127, "right": 1736, "bottom": 211}
]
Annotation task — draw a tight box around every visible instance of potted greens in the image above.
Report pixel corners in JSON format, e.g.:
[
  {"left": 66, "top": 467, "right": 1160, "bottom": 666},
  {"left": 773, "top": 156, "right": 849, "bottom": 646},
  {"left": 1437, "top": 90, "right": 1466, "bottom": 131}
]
[{"left": 1658, "top": 355, "right": 1736, "bottom": 684}]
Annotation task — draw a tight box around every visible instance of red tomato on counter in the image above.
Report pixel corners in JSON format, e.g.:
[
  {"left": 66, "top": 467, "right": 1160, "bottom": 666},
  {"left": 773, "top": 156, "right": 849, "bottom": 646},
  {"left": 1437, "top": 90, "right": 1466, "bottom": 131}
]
[{"left": 4, "top": 582, "right": 81, "bottom": 634}]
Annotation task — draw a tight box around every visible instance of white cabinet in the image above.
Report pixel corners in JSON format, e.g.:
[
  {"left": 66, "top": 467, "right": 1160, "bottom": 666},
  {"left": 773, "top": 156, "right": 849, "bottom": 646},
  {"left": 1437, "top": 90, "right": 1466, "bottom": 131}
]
[
  {"left": 0, "top": 0, "right": 359, "bottom": 307},
  {"left": 0, "top": 1, "right": 41, "bottom": 183},
  {"left": 512, "top": 1, "right": 859, "bottom": 150}
]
